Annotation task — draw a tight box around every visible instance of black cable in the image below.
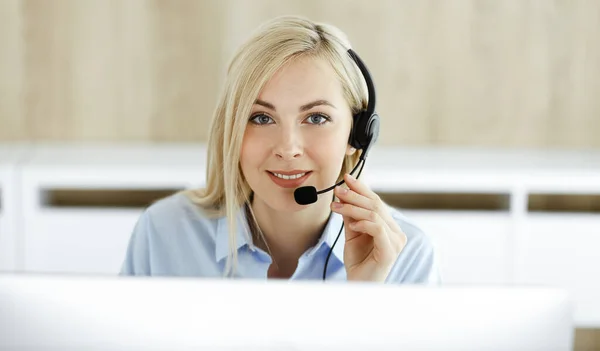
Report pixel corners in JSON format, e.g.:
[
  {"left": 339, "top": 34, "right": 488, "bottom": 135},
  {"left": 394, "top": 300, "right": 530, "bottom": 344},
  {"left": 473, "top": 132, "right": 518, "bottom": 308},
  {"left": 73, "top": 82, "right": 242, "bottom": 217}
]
[{"left": 322, "top": 157, "right": 367, "bottom": 280}]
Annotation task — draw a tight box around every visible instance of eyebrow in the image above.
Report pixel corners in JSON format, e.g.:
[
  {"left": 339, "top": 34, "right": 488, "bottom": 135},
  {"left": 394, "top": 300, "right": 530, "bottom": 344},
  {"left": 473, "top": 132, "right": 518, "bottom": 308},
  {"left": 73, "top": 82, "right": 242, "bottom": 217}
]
[{"left": 254, "top": 99, "right": 336, "bottom": 112}]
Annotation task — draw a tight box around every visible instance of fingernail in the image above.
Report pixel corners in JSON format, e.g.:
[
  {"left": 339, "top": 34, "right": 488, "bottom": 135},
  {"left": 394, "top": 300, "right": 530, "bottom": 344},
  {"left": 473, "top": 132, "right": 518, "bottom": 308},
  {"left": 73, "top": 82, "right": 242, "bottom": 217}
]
[
  {"left": 332, "top": 202, "right": 343, "bottom": 209},
  {"left": 347, "top": 174, "right": 356, "bottom": 182},
  {"left": 336, "top": 186, "right": 347, "bottom": 194}
]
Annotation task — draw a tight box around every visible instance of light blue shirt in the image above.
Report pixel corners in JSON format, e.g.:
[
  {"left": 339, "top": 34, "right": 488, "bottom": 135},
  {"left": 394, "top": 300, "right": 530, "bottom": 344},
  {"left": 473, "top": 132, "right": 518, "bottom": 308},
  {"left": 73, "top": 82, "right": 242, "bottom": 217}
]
[{"left": 119, "top": 191, "right": 440, "bottom": 283}]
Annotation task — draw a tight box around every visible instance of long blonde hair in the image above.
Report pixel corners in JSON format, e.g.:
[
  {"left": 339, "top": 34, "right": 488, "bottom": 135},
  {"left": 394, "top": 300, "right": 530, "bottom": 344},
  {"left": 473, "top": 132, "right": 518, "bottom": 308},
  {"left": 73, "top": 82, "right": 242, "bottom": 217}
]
[{"left": 185, "top": 15, "right": 369, "bottom": 276}]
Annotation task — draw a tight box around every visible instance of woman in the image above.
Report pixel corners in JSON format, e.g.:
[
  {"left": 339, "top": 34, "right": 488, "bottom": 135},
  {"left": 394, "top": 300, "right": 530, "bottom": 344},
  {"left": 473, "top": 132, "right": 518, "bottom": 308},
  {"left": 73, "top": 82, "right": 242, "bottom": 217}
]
[{"left": 120, "top": 15, "right": 440, "bottom": 283}]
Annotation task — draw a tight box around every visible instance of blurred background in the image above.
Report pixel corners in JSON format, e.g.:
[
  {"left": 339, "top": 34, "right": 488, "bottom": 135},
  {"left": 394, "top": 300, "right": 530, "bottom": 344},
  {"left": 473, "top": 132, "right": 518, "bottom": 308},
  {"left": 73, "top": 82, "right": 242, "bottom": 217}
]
[
  {"left": 1, "top": 1, "right": 599, "bottom": 349},
  {"left": 1, "top": 0, "right": 599, "bottom": 147}
]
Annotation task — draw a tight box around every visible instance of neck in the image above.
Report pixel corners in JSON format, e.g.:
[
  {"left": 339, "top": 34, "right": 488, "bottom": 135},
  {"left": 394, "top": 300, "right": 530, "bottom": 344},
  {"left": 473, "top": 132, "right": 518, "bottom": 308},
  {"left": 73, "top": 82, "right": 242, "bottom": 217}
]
[{"left": 249, "top": 195, "right": 332, "bottom": 270}]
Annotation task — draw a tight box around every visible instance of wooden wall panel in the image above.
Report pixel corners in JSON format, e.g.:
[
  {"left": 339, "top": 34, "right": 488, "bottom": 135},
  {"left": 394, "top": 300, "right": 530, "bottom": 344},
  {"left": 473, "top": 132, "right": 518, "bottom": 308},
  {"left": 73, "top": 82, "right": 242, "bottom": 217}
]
[
  {"left": 549, "top": 0, "right": 600, "bottom": 148},
  {"left": 22, "top": 0, "right": 76, "bottom": 139},
  {"left": 1, "top": 0, "right": 599, "bottom": 148},
  {"left": 575, "top": 328, "right": 600, "bottom": 351},
  {"left": 0, "top": 0, "right": 24, "bottom": 140},
  {"left": 116, "top": 0, "right": 154, "bottom": 141},
  {"left": 149, "top": 0, "right": 227, "bottom": 142},
  {"left": 69, "top": 0, "right": 124, "bottom": 139}
]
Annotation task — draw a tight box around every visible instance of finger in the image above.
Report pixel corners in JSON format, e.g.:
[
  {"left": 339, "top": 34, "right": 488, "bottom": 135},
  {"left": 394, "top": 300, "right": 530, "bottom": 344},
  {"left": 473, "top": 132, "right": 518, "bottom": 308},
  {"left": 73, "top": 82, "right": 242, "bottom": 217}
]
[
  {"left": 331, "top": 201, "right": 376, "bottom": 242},
  {"left": 341, "top": 215, "right": 362, "bottom": 242},
  {"left": 334, "top": 185, "right": 401, "bottom": 242},
  {"left": 331, "top": 202, "right": 387, "bottom": 229},
  {"left": 341, "top": 174, "right": 402, "bottom": 232},
  {"left": 334, "top": 185, "right": 373, "bottom": 211},
  {"left": 348, "top": 219, "right": 391, "bottom": 253},
  {"left": 343, "top": 173, "right": 379, "bottom": 200}
]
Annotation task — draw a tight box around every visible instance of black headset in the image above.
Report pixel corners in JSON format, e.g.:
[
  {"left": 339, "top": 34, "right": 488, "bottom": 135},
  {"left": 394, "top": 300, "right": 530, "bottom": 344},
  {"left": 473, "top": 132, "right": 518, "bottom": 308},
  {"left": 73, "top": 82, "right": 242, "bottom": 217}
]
[
  {"left": 347, "top": 49, "right": 380, "bottom": 159},
  {"left": 321, "top": 49, "right": 380, "bottom": 280}
]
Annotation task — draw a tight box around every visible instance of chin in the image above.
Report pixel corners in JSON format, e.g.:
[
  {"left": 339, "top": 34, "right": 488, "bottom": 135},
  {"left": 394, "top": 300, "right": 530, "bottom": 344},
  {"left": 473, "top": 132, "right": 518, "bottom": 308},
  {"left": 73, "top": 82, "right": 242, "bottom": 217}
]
[
  {"left": 253, "top": 189, "right": 311, "bottom": 213},
  {"left": 273, "top": 194, "right": 310, "bottom": 213}
]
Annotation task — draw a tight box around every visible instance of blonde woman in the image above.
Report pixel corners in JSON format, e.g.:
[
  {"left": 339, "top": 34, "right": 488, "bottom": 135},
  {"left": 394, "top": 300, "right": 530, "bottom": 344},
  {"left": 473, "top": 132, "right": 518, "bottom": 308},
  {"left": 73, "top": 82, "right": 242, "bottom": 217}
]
[{"left": 120, "top": 15, "right": 440, "bottom": 283}]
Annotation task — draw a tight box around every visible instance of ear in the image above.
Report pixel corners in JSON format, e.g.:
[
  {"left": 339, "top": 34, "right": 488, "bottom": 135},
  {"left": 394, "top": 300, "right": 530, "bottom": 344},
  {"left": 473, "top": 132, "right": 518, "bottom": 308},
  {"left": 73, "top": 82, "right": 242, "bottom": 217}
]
[{"left": 345, "top": 145, "right": 357, "bottom": 156}]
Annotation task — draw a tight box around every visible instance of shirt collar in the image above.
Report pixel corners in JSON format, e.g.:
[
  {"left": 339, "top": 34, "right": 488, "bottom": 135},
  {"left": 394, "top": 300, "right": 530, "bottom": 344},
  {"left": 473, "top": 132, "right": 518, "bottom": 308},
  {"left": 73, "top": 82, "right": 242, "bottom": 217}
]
[{"left": 214, "top": 205, "right": 346, "bottom": 263}]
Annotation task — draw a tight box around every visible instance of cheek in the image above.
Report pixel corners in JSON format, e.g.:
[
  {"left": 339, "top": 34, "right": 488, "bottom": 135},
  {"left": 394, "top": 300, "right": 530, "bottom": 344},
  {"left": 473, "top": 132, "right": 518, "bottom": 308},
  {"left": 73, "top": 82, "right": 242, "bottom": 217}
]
[
  {"left": 306, "top": 131, "right": 350, "bottom": 168},
  {"left": 240, "top": 129, "right": 268, "bottom": 170},
  {"left": 240, "top": 133, "right": 254, "bottom": 171}
]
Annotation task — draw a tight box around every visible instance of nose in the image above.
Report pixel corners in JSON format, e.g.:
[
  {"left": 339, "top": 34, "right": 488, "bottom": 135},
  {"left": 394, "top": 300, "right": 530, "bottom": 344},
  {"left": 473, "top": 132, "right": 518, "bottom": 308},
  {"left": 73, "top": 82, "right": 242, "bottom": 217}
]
[{"left": 273, "top": 125, "right": 303, "bottom": 160}]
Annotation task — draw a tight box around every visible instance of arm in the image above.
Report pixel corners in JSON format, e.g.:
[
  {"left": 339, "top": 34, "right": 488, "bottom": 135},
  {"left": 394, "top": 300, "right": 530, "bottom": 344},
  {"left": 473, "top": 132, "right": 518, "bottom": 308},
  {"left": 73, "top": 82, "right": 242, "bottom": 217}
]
[
  {"left": 119, "top": 210, "right": 154, "bottom": 276},
  {"left": 385, "top": 214, "right": 441, "bottom": 285}
]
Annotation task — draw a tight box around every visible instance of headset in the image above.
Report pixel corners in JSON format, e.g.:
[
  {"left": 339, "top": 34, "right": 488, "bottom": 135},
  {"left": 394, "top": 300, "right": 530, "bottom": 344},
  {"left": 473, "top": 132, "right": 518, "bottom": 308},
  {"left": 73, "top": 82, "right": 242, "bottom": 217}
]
[
  {"left": 346, "top": 49, "right": 380, "bottom": 158},
  {"left": 292, "top": 48, "right": 380, "bottom": 280}
]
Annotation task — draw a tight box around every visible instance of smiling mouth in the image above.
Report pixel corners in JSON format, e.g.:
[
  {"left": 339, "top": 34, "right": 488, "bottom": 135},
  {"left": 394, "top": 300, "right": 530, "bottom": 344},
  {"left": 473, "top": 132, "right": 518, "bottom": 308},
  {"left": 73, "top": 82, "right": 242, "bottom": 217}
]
[
  {"left": 266, "top": 171, "right": 313, "bottom": 189},
  {"left": 269, "top": 171, "right": 308, "bottom": 180}
]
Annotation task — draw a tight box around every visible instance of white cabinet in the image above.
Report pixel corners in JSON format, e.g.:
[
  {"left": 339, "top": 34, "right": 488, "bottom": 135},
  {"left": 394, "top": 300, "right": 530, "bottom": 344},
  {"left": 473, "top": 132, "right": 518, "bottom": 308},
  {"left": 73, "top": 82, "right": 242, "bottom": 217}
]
[
  {"left": 23, "top": 208, "right": 143, "bottom": 274},
  {"left": 516, "top": 213, "right": 600, "bottom": 327},
  {"left": 19, "top": 143, "right": 206, "bottom": 274},
  {"left": 0, "top": 162, "right": 17, "bottom": 271},
  {"left": 0, "top": 145, "right": 30, "bottom": 272},
  {"left": 403, "top": 210, "right": 512, "bottom": 285},
  {"left": 360, "top": 147, "right": 600, "bottom": 327}
]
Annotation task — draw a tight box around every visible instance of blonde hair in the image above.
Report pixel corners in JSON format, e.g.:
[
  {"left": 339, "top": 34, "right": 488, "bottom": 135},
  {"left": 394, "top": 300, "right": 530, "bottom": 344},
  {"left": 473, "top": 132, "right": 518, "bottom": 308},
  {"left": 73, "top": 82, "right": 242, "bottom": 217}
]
[{"left": 185, "top": 15, "right": 368, "bottom": 276}]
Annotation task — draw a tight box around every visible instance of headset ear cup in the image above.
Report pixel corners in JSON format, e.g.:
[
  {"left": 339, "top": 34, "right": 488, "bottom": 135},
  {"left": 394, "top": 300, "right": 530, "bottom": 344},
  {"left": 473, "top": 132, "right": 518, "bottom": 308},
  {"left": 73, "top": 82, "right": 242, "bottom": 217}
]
[
  {"left": 350, "top": 113, "right": 380, "bottom": 158},
  {"left": 367, "top": 113, "right": 380, "bottom": 146},
  {"left": 352, "top": 112, "right": 378, "bottom": 150},
  {"left": 358, "top": 115, "right": 370, "bottom": 149},
  {"left": 349, "top": 112, "right": 363, "bottom": 150}
]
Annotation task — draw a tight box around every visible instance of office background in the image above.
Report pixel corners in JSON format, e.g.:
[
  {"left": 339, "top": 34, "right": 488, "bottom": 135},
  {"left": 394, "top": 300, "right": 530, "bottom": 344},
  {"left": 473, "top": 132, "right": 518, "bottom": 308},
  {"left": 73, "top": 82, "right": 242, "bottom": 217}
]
[
  {"left": 1, "top": 1, "right": 599, "bottom": 350},
  {"left": 1, "top": 0, "right": 599, "bottom": 147}
]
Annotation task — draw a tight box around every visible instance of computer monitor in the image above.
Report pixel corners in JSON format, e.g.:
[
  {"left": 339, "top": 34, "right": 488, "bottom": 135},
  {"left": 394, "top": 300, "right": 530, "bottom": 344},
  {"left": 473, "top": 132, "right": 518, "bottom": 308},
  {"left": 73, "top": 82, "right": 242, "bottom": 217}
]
[{"left": 0, "top": 273, "right": 574, "bottom": 350}]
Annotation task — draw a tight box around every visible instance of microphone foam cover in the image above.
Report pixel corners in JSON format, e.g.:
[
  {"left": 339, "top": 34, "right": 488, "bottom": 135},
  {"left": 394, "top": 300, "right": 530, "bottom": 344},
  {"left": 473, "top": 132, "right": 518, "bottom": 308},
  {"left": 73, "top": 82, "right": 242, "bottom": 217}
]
[{"left": 294, "top": 186, "right": 318, "bottom": 205}]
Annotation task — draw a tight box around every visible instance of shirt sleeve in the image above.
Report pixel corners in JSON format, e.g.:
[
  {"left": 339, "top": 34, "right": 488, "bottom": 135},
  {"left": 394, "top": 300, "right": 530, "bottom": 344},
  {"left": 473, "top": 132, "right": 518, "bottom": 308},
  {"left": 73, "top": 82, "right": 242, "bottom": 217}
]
[
  {"left": 119, "top": 209, "right": 154, "bottom": 276},
  {"left": 384, "top": 211, "right": 442, "bottom": 285}
]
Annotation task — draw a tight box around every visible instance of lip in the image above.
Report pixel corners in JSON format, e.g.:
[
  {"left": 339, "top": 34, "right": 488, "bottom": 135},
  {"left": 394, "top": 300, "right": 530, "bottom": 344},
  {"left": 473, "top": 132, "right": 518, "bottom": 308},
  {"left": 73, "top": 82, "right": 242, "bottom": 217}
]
[
  {"left": 267, "top": 171, "right": 312, "bottom": 189},
  {"left": 268, "top": 169, "right": 311, "bottom": 175}
]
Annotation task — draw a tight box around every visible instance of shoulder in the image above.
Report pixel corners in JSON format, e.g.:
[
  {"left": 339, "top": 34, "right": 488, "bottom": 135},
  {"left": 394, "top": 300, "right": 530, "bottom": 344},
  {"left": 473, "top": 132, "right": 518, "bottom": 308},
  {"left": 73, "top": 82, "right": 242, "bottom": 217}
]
[
  {"left": 144, "top": 191, "right": 220, "bottom": 238},
  {"left": 119, "top": 191, "right": 222, "bottom": 275},
  {"left": 384, "top": 204, "right": 441, "bottom": 284}
]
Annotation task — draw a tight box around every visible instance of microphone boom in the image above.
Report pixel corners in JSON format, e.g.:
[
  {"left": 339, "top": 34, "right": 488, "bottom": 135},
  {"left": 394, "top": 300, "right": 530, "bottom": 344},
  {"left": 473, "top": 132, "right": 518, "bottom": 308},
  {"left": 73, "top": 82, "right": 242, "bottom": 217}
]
[{"left": 293, "top": 157, "right": 365, "bottom": 205}]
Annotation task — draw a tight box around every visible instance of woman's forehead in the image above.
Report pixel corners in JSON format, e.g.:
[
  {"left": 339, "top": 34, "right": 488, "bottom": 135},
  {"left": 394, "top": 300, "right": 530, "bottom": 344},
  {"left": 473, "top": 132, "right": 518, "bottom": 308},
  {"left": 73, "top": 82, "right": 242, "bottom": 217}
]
[{"left": 256, "top": 57, "right": 346, "bottom": 109}]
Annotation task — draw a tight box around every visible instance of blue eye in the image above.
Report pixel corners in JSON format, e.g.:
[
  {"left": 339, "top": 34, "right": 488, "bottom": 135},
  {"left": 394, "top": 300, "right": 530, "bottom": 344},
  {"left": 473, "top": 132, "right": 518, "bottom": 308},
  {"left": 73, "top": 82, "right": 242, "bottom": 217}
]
[
  {"left": 306, "top": 113, "right": 331, "bottom": 125},
  {"left": 249, "top": 114, "right": 274, "bottom": 125}
]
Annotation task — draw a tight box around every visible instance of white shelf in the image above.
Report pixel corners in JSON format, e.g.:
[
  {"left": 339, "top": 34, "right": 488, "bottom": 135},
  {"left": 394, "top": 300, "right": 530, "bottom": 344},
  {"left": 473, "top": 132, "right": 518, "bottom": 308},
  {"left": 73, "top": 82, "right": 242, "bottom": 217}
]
[
  {"left": 363, "top": 145, "right": 600, "bottom": 192},
  {"left": 366, "top": 145, "right": 600, "bottom": 172},
  {"left": 2, "top": 142, "right": 600, "bottom": 327},
  {"left": 22, "top": 142, "right": 207, "bottom": 189}
]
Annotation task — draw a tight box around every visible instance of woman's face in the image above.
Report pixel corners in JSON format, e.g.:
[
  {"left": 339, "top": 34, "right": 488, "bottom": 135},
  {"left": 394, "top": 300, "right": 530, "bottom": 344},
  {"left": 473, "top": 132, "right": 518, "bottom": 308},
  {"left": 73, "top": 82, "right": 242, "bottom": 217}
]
[{"left": 240, "top": 56, "right": 356, "bottom": 212}]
